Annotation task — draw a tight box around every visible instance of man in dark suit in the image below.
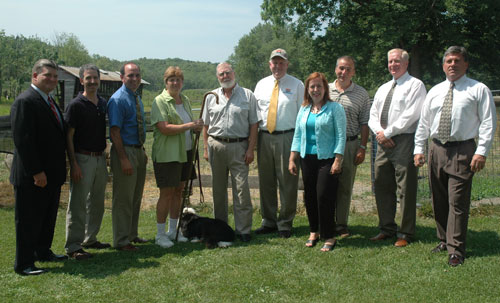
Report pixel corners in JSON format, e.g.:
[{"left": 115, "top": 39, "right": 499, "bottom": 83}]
[{"left": 10, "top": 59, "right": 68, "bottom": 276}]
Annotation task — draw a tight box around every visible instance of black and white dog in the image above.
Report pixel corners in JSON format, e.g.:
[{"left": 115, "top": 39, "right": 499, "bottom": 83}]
[{"left": 180, "top": 208, "right": 235, "bottom": 248}]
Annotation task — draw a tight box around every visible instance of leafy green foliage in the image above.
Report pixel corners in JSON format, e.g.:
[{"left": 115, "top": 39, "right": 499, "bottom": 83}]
[
  {"left": 261, "top": 0, "right": 500, "bottom": 91},
  {"left": 229, "top": 23, "right": 314, "bottom": 90}
]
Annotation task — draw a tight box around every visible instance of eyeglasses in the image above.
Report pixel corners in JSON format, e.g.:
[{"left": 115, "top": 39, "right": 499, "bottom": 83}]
[{"left": 217, "top": 71, "right": 233, "bottom": 77}]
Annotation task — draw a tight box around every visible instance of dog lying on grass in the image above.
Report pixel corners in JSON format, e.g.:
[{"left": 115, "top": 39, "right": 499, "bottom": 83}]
[{"left": 180, "top": 208, "right": 235, "bottom": 248}]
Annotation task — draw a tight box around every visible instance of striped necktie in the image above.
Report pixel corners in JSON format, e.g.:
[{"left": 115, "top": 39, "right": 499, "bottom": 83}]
[
  {"left": 437, "top": 82, "right": 455, "bottom": 143},
  {"left": 380, "top": 81, "right": 396, "bottom": 129},
  {"left": 135, "top": 94, "right": 146, "bottom": 145},
  {"left": 267, "top": 80, "right": 279, "bottom": 133},
  {"left": 48, "top": 96, "right": 61, "bottom": 125}
]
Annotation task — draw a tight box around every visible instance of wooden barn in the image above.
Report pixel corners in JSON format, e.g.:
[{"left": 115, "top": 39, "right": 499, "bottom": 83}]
[{"left": 56, "top": 65, "right": 150, "bottom": 109}]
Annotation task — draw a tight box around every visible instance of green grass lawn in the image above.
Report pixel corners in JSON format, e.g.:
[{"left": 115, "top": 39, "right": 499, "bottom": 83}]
[{"left": 1, "top": 206, "right": 499, "bottom": 303}]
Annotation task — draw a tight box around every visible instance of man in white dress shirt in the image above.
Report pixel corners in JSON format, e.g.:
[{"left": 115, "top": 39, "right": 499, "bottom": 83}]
[
  {"left": 254, "top": 49, "right": 305, "bottom": 238},
  {"left": 368, "top": 48, "right": 427, "bottom": 247},
  {"left": 414, "top": 46, "right": 496, "bottom": 266}
]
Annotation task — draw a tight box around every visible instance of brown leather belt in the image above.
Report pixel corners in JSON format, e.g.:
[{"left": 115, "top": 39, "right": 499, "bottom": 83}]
[{"left": 432, "top": 138, "right": 474, "bottom": 147}]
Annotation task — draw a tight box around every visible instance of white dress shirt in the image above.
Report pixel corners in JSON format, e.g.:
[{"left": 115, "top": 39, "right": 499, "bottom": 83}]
[
  {"left": 254, "top": 74, "right": 305, "bottom": 131},
  {"left": 414, "top": 75, "right": 497, "bottom": 156},
  {"left": 368, "top": 72, "right": 427, "bottom": 138}
]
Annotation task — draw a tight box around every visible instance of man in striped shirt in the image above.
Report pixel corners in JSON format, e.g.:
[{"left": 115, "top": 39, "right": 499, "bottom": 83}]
[{"left": 329, "top": 56, "right": 371, "bottom": 238}]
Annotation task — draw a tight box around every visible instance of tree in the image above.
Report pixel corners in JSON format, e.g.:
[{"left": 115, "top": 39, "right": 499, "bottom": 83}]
[
  {"left": 261, "top": 0, "right": 500, "bottom": 91},
  {"left": 52, "top": 32, "right": 92, "bottom": 67},
  {"left": 229, "top": 23, "right": 314, "bottom": 90}
]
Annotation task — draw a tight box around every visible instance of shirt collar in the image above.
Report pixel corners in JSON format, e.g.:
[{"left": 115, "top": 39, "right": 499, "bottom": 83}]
[
  {"left": 447, "top": 74, "right": 468, "bottom": 87},
  {"left": 333, "top": 80, "right": 354, "bottom": 92},
  {"left": 393, "top": 71, "right": 410, "bottom": 85},
  {"left": 31, "top": 83, "right": 50, "bottom": 102}
]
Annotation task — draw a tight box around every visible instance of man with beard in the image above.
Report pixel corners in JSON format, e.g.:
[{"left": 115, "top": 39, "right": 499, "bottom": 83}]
[
  {"left": 414, "top": 46, "right": 496, "bottom": 266},
  {"left": 202, "top": 62, "right": 259, "bottom": 242},
  {"left": 64, "top": 64, "right": 110, "bottom": 260},
  {"left": 11, "top": 59, "right": 67, "bottom": 275}
]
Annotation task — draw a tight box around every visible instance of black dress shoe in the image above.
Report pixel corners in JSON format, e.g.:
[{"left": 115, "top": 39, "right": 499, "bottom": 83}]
[
  {"left": 255, "top": 226, "right": 277, "bottom": 235},
  {"left": 431, "top": 242, "right": 447, "bottom": 253},
  {"left": 16, "top": 266, "right": 47, "bottom": 276},
  {"left": 131, "top": 237, "right": 149, "bottom": 244},
  {"left": 38, "top": 253, "right": 68, "bottom": 262},
  {"left": 68, "top": 249, "right": 93, "bottom": 260},
  {"left": 83, "top": 241, "right": 111, "bottom": 249},
  {"left": 278, "top": 230, "right": 291, "bottom": 238},
  {"left": 448, "top": 254, "right": 464, "bottom": 267},
  {"left": 238, "top": 234, "right": 251, "bottom": 242}
]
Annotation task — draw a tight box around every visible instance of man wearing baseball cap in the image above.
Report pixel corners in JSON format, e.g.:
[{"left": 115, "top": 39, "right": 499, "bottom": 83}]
[{"left": 254, "top": 48, "right": 305, "bottom": 238}]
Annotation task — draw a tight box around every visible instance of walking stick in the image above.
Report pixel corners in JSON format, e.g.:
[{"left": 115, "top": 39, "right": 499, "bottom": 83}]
[{"left": 176, "top": 91, "right": 219, "bottom": 241}]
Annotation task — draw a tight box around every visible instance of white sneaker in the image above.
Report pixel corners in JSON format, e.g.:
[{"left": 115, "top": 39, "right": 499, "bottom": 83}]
[
  {"left": 166, "top": 231, "right": 188, "bottom": 242},
  {"left": 155, "top": 234, "right": 174, "bottom": 248}
]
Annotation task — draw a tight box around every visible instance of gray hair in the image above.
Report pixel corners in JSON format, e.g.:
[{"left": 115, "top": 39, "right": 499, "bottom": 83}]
[
  {"left": 79, "top": 63, "right": 100, "bottom": 79},
  {"left": 336, "top": 55, "right": 356, "bottom": 68},
  {"left": 388, "top": 48, "right": 409, "bottom": 62},
  {"left": 216, "top": 62, "right": 233, "bottom": 74},
  {"left": 443, "top": 46, "right": 469, "bottom": 63},
  {"left": 32, "top": 59, "right": 58, "bottom": 74}
]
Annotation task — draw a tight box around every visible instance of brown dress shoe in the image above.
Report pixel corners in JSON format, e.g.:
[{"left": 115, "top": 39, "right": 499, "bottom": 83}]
[
  {"left": 131, "top": 237, "right": 148, "bottom": 244},
  {"left": 394, "top": 238, "right": 408, "bottom": 247},
  {"left": 118, "top": 244, "right": 138, "bottom": 251},
  {"left": 448, "top": 254, "right": 464, "bottom": 267},
  {"left": 369, "top": 233, "right": 392, "bottom": 241}
]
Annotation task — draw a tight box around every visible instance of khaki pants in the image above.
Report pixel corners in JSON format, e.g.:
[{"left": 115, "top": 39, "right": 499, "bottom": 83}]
[
  {"left": 65, "top": 153, "right": 108, "bottom": 253},
  {"left": 257, "top": 131, "right": 298, "bottom": 231},
  {"left": 110, "top": 145, "right": 147, "bottom": 248},
  {"left": 208, "top": 137, "right": 253, "bottom": 235},
  {"left": 335, "top": 139, "right": 359, "bottom": 232},
  {"left": 374, "top": 133, "right": 417, "bottom": 240}
]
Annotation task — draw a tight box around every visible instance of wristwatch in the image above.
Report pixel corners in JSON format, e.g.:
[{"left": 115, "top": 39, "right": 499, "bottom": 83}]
[{"left": 359, "top": 145, "right": 367, "bottom": 150}]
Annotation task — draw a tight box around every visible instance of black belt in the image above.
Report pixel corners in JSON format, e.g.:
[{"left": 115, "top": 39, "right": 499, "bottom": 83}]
[
  {"left": 210, "top": 136, "right": 247, "bottom": 143},
  {"left": 346, "top": 135, "right": 358, "bottom": 141},
  {"left": 432, "top": 138, "right": 474, "bottom": 147},
  {"left": 260, "top": 129, "right": 294, "bottom": 135},
  {"left": 125, "top": 144, "right": 144, "bottom": 149},
  {"left": 76, "top": 150, "right": 104, "bottom": 157}
]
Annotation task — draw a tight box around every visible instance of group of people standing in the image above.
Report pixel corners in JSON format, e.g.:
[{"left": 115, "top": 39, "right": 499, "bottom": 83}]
[{"left": 10, "top": 45, "right": 496, "bottom": 275}]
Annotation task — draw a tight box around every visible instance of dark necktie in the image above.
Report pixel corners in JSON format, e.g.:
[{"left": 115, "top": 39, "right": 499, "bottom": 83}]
[
  {"left": 48, "top": 96, "right": 61, "bottom": 124},
  {"left": 135, "top": 94, "right": 145, "bottom": 145},
  {"left": 437, "top": 82, "right": 455, "bottom": 143},
  {"left": 380, "top": 81, "right": 396, "bottom": 129}
]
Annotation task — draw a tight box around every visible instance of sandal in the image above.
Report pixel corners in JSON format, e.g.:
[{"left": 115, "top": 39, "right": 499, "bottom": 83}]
[
  {"left": 305, "top": 237, "right": 319, "bottom": 248},
  {"left": 320, "top": 240, "right": 337, "bottom": 252}
]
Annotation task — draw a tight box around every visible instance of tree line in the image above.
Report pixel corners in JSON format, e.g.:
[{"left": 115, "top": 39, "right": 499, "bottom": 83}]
[
  {"left": 0, "top": 31, "right": 219, "bottom": 100},
  {"left": 234, "top": 0, "right": 500, "bottom": 94}
]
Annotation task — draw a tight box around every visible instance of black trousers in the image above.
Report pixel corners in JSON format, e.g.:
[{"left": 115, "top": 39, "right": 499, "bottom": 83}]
[
  {"left": 300, "top": 155, "right": 339, "bottom": 239},
  {"left": 14, "top": 183, "right": 61, "bottom": 271}
]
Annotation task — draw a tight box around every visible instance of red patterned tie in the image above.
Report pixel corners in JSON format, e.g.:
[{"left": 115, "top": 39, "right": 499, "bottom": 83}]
[{"left": 48, "top": 96, "right": 61, "bottom": 124}]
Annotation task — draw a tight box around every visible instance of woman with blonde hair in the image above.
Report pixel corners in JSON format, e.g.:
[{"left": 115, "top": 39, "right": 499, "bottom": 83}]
[{"left": 150, "top": 66, "right": 203, "bottom": 248}]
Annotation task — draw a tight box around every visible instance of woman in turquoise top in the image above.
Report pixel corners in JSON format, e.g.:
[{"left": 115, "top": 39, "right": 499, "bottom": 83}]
[
  {"left": 289, "top": 72, "right": 346, "bottom": 251},
  {"left": 150, "top": 66, "right": 203, "bottom": 248}
]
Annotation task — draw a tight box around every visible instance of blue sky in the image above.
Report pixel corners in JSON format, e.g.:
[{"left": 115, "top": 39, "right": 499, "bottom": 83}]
[{"left": 0, "top": 0, "right": 264, "bottom": 63}]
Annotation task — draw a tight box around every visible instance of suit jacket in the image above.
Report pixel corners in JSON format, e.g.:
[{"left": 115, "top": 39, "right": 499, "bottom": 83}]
[{"left": 10, "top": 86, "right": 67, "bottom": 188}]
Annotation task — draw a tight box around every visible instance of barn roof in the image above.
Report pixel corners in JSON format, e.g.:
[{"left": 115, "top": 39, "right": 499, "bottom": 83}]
[{"left": 59, "top": 65, "right": 150, "bottom": 85}]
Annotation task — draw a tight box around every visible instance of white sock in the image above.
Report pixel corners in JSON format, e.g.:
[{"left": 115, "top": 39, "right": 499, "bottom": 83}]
[
  {"left": 168, "top": 218, "right": 178, "bottom": 234},
  {"left": 157, "top": 223, "right": 166, "bottom": 235}
]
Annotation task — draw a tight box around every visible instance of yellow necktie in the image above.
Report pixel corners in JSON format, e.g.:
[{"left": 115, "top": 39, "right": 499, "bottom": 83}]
[{"left": 267, "top": 80, "right": 279, "bottom": 133}]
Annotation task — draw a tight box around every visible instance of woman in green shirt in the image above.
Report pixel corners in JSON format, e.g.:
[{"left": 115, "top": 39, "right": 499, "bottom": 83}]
[{"left": 150, "top": 66, "right": 203, "bottom": 248}]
